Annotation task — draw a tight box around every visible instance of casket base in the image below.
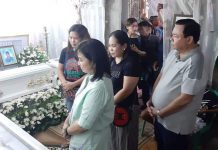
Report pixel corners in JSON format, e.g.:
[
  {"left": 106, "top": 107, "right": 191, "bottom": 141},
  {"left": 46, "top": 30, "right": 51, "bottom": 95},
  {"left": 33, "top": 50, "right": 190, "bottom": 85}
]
[{"left": 34, "top": 122, "right": 69, "bottom": 148}]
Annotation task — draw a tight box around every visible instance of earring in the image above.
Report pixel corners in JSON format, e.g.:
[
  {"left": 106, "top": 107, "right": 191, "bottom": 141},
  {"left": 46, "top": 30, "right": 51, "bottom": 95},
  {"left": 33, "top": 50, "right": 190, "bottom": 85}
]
[{"left": 92, "top": 63, "right": 96, "bottom": 69}]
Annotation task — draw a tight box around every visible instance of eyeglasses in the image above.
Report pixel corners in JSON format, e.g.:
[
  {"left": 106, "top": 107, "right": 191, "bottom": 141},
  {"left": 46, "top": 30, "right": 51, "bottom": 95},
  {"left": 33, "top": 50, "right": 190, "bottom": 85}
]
[{"left": 171, "top": 33, "right": 186, "bottom": 39}]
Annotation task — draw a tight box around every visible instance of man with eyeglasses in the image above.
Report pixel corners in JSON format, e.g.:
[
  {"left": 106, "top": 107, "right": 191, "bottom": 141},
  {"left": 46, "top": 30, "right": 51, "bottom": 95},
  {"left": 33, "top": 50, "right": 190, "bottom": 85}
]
[{"left": 146, "top": 19, "right": 207, "bottom": 150}]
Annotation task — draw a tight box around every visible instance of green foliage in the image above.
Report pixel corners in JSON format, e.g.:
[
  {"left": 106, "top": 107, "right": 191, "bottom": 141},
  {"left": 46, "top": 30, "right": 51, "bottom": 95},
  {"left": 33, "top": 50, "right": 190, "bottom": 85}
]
[
  {"left": 0, "top": 88, "right": 68, "bottom": 135},
  {"left": 17, "top": 46, "right": 48, "bottom": 66}
]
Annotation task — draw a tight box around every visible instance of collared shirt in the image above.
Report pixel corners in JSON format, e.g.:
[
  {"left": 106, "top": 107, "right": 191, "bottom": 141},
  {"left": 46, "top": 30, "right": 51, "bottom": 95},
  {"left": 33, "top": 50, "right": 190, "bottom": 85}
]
[
  {"left": 69, "top": 75, "right": 114, "bottom": 149},
  {"left": 152, "top": 46, "right": 207, "bottom": 134}
]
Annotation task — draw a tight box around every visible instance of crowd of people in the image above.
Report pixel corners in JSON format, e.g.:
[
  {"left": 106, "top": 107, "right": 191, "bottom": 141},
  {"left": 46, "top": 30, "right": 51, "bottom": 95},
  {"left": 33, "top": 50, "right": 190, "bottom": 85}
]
[{"left": 58, "top": 13, "right": 206, "bottom": 150}]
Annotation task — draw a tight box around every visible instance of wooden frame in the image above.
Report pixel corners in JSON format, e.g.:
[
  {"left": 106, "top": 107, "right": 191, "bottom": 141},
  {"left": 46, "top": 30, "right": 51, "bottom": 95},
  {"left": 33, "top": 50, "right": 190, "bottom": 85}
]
[
  {"left": 0, "top": 34, "right": 29, "bottom": 54},
  {"left": 173, "top": 14, "right": 193, "bottom": 26},
  {"left": 0, "top": 45, "right": 18, "bottom": 66}
]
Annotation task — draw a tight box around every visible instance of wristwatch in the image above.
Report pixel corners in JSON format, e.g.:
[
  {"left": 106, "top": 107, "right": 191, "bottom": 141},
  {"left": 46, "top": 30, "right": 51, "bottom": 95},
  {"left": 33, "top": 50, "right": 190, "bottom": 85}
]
[{"left": 156, "top": 109, "right": 161, "bottom": 118}]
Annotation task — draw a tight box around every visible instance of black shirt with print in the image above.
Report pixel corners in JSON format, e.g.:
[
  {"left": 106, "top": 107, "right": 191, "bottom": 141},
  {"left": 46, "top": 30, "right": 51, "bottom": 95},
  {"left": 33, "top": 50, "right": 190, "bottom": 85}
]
[
  {"left": 111, "top": 56, "right": 140, "bottom": 107},
  {"left": 59, "top": 47, "right": 84, "bottom": 82}
]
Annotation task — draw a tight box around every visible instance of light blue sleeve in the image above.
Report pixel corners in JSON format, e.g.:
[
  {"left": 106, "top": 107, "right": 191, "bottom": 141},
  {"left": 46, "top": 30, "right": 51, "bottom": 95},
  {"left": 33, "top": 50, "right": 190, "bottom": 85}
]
[
  {"left": 78, "top": 86, "right": 106, "bottom": 129},
  {"left": 182, "top": 53, "right": 204, "bottom": 95}
]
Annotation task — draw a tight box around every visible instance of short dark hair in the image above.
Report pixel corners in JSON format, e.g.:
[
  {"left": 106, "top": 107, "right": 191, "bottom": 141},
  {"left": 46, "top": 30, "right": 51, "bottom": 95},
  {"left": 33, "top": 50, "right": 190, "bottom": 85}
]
[
  {"left": 125, "top": 18, "right": 138, "bottom": 27},
  {"left": 138, "top": 20, "right": 153, "bottom": 28},
  {"left": 6, "top": 51, "right": 9, "bottom": 54},
  {"left": 109, "top": 30, "right": 131, "bottom": 59},
  {"left": 67, "top": 24, "right": 90, "bottom": 50},
  {"left": 76, "top": 39, "right": 110, "bottom": 81},
  {"left": 175, "top": 19, "right": 200, "bottom": 43}
]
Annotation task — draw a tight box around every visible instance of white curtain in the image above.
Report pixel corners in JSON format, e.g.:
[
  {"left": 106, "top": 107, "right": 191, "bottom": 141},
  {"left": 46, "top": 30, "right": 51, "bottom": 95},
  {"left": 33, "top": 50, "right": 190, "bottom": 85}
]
[
  {"left": 162, "top": 0, "right": 193, "bottom": 58},
  {"left": 0, "top": 0, "right": 106, "bottom": 58},
  {"left": 162, "top": 0, "right": 218, "bottom": 84},
  {"left": 31, "top": 0, "right": 79, "bottom": 59},
  {"left": 0, "top": 0, "right": 80, "bottom": 59},
  {"left": 193, "top": 0, "right": 218, "bottom": 84},
  {"left": 81, "top": 0, "right": 105, "bottom": 44},
  {"left": 175, "top": 0, "right": 193, "bottom": 15},
  {"left": 147, "top": 0, "right": 163, "bottom": 17}
]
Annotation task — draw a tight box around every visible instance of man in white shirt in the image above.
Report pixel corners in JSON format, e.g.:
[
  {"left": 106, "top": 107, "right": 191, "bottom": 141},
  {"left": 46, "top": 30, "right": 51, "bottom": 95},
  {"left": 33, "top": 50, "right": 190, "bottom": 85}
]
[{"left": 146, "top": 19, "right": 206, "bottom": 150}]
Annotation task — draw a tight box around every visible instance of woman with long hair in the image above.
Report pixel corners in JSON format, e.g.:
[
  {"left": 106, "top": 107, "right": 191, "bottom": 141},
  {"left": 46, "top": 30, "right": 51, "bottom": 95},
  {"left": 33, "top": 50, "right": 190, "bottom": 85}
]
[{"left": 58, "top": 24, "right": 90, "bottom": 111}]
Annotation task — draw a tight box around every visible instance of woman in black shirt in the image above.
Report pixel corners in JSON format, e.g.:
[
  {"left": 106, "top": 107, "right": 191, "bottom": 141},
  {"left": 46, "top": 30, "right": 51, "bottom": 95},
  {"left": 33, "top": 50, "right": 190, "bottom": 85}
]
[
  {"left": 108, "top": 30, "right": 140, "bottom": 150},
  {"left": 125, "top": 18, "right": 146, "bottom": 57}
]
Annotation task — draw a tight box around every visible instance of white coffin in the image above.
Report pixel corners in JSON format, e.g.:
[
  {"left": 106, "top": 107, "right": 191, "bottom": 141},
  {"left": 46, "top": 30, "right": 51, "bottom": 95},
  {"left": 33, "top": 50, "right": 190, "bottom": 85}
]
[
  {"left": 0, "top": 64, "right": 54, "bottom": 103},
  {"left": 0, "top": 113, "right": 48, "bottom": 150},
  {"left": 48, "top": 58, "right": 59, "bottom": 69}
]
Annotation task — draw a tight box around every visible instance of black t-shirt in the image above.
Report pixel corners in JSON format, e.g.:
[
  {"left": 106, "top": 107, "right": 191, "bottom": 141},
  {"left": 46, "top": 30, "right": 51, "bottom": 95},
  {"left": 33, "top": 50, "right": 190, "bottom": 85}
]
[
  {"left": 129, "top": 37, "right": 141, "bottom": 62},
  {"left": 111, "top": 56, "right": 140, "bottom": 107},
  {"left": 129, "top": 37, "right": 141, "bottom": 49},
  {"left": 59, "top": 47, "right": 84, "bottom": 82},
  {"left": 140, "top": 34, "right": 159, "bottom": 68}
]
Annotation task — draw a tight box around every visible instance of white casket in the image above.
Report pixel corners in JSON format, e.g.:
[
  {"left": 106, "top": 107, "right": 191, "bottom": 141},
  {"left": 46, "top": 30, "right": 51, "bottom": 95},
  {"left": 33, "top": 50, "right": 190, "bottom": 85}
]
[
  {"left": 0, "top": 113, "right": 48, "bottom": 150},
  {"left": 0, "top": 64, "right": 55, "bottom": 103},
  {"left": 48, "top": 58, "right": 59, "bottom": 69}
]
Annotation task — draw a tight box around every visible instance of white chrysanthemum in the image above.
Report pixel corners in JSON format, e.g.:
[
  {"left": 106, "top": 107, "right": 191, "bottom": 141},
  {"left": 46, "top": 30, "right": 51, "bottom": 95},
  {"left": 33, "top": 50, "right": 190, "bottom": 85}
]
[
  {"left": 32, "top": 109, "right": 37, "bottom": 113},
  {"left": 24, "top": 118, "right": 29, "bottom": 122},
  {"left": 6, "top": 105, "right": 14, "bottom": 111},
  {"left": 46, "top": 94, "right": 51, "bottom": 98},
  {"left": 14, "top": 120, "right": 19, "bottom": 124},
  {"left": 11, "top": 117, "right": 16, "bottom": 122},
  {"left": 42, "top": 96, "right": 47, "bottom": 101},
  {"left": 41, "top": 113, "right": 45, "bottom": 118},
  {"left": 46, "top": 103, "right": 53, "bottom": 108},
  {"left": 17, "top": 103, "right": 23, "bottom": 108},
  {"left": 25, "top": 111, "right": 29, "bottom": 117},
  {"left": 33, "top": 51, "right": 37, "bottom": 56},
  {"left": 55, "top": 85, "right": 60, "bottom": 89},
  {"left": 30, "top": 121, "right": 35, "bottom": 125},
  {"left": 32, "top": 116, "right": 37, "bottom": 121},
  {"left": 3, "top": 109, "right": 8, "bottom": 114},
  {"left": 0, "top": 85, "right": 66, "bottom": 134},
  {"left": 30, "top": 94, "right": 37, "bottom": 99},
  {"left": 2, "top": 103, "right": 8, "bottom": 108},
  {"left": 21, "top": 59, "right": 25, "bottom": 65}
]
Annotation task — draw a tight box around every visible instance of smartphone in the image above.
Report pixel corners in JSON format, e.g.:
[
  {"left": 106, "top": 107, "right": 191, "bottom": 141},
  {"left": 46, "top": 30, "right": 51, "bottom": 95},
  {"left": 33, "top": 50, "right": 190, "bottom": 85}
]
[{"left": 158, "top": 3, "right": 163, "bottom": 9}]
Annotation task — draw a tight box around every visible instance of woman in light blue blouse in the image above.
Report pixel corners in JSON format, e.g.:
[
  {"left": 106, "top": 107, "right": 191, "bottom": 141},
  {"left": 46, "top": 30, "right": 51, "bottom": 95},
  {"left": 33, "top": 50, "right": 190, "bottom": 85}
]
[{"left": 62, "top": 39, "right": 114, "bottom": 150}]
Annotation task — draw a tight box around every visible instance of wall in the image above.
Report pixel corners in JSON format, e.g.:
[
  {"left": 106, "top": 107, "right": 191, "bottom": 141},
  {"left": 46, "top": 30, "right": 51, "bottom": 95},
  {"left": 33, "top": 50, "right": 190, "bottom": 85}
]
[
  {"left": 121, "top": 0, "right": 129, "bottom": 29},
  {"left": 105, "top": 0, "right": 122, "bottom": 44}
]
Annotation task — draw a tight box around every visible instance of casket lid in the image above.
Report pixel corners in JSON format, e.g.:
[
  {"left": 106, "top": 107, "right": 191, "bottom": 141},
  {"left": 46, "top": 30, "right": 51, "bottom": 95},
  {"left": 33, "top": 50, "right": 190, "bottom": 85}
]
[{"left": 0, "top": 64, "right": 52, "bottom": 82}]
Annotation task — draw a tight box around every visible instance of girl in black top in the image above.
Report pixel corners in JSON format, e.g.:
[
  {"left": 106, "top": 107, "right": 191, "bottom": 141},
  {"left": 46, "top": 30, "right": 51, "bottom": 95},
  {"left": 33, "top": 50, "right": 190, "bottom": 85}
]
[{"left": 125, "top": 18, "right": 146, "bottom": 57}]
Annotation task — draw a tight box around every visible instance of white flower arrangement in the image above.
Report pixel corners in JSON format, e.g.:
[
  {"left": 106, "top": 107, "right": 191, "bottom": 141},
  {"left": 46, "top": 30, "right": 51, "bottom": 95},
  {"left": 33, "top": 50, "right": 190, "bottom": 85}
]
[
  {"left": 17, "top": 46, "right": 48, "bottom": 66},
  {"left": 0, "top": 87, "right": 68, "bottom": 135}
]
